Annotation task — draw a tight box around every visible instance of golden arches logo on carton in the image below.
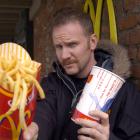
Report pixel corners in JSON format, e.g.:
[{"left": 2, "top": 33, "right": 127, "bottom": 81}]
[
  {"left": 83, "top": 0, "right": 118, "bottom": 44},
  {"left": 0, "top": 111, "right": 31, "bottom": 140}
]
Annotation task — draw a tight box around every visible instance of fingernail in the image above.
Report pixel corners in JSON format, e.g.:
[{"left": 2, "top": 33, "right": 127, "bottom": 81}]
[
  {"left": 74, "top": 118, "right": 80, "bottom": 124},
  {"left": 25, "top": 134, "right": 31, "bottom": 140},
  {"left": 76, "top": 118, "right": 80, "bottom": 121}
]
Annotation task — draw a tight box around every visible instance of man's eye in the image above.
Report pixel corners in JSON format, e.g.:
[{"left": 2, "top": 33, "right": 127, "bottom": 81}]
[
  {"left": 69, "top": 43, "right": 77, "bottom": 48},
  {"left": 55, "top": 45, "right": 62, "bottom": 49}
]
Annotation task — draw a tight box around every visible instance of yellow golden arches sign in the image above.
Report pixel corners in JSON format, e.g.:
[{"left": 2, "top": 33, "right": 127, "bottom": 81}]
[
  {"left": 0, "top": 110, "right": 31, "bottom": 140},
  {"left": 83, "top": 0, "right": 118, "bottom": 44}
]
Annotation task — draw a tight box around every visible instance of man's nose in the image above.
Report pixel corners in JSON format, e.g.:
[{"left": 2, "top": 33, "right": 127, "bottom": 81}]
[{"left": 61, "top": 48, "right": 70, "bottom": 59}]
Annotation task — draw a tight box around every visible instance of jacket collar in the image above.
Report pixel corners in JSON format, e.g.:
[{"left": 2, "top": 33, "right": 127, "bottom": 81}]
[{"left": 96, "top": 40, "right": 130, "bottom": 79}]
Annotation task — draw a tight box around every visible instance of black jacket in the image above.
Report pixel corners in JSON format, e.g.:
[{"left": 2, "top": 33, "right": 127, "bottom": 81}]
[{"left": 35, "top": 40, "right": 140, "bottom": 140}]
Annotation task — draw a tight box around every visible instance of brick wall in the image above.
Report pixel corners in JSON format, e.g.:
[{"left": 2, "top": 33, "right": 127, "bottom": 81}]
[
  {"left": 33, "top": 0, "right": 140, "bottom": 89},
  {"left": 116, "top": 0, "right": 140, "bottom": 88}
]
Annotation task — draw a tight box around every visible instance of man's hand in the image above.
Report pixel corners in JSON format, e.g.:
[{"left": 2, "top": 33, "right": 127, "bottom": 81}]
[
  {"left": 23, "top": 122, "right": 39, "bottom": 140},
  {"left": 75, "top": 110, "right": 110, "bottom": 140}
]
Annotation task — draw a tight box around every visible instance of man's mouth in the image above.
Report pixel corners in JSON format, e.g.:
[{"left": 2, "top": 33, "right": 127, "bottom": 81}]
[
  {"left": 63, "top": 62, "right": 76, "bottom": 68},
  {"left": 63, "top": 61, "right": 73, "bottom": 65},
  {"left": 64, "top": 63, "right": 74, "bottom": 67}
]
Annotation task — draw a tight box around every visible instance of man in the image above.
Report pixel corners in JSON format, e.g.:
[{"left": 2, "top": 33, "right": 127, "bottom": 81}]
[{"left": 23, "top": 7, "right": 140, "bottom": 140}]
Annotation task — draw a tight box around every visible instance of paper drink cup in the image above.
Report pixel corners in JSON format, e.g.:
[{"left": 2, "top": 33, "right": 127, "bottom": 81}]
[
  {"left": 72, "top": 66, "right": 125, "bottom": 121},
  {"left": 0, "top": 66, "right": 41, "bottom": 140}
]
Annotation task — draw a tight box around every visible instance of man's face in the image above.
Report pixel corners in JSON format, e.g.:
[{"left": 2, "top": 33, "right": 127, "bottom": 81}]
[{"left": 52, "top": 21, "right": 97, "bottom": 78}]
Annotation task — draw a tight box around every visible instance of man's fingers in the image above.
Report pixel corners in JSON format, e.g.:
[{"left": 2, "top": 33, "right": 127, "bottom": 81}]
[
  {"left": 78, "top": 127, "right": 102, "bottom": 139},
  {"left": 23, "top": 122, "right": 39, "bottom": 140},
  {"left": 78, "top": 134, "right": 93, "bottom": 140},
  {"left": 89, "top": 110, "right": 109, "bottom": 126},
  {"left": 32, "top": 134, "right": 38, "bottom": 140},
  {"left": 75, "top": 118, "right": 105, "bottom": 133},
  {"left": 75, "top": 118, "right": 98, "bottom": 128}
]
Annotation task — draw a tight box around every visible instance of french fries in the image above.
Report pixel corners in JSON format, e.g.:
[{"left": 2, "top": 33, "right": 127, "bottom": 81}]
[{"left": 0, "top": 43, "right": 45, "bottom": 130}]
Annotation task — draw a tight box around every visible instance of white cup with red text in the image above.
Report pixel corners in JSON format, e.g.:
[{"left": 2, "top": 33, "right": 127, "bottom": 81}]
[{"left": 72, "top": 66, "right": 125, "bottom": 122}]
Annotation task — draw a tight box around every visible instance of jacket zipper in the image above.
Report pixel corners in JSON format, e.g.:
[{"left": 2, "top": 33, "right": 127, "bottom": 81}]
[{"left": 55, "top": 62, "right": 84, "bottom": 109}]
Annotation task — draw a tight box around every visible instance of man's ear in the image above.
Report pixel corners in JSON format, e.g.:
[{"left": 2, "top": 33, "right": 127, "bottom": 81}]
[{"left": 90, "top": 33, "right": 98, "bottom": 50}]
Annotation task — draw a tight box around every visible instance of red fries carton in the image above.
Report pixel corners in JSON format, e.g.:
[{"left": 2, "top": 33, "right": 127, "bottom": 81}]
[{"left": 0, "top": 43, "right": 45, "bottom": 140}]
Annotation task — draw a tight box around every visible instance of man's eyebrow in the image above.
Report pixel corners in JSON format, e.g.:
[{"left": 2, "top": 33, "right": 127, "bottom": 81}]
[{"left": 66, "top": 41, "right": 78, "bottom": 46}]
